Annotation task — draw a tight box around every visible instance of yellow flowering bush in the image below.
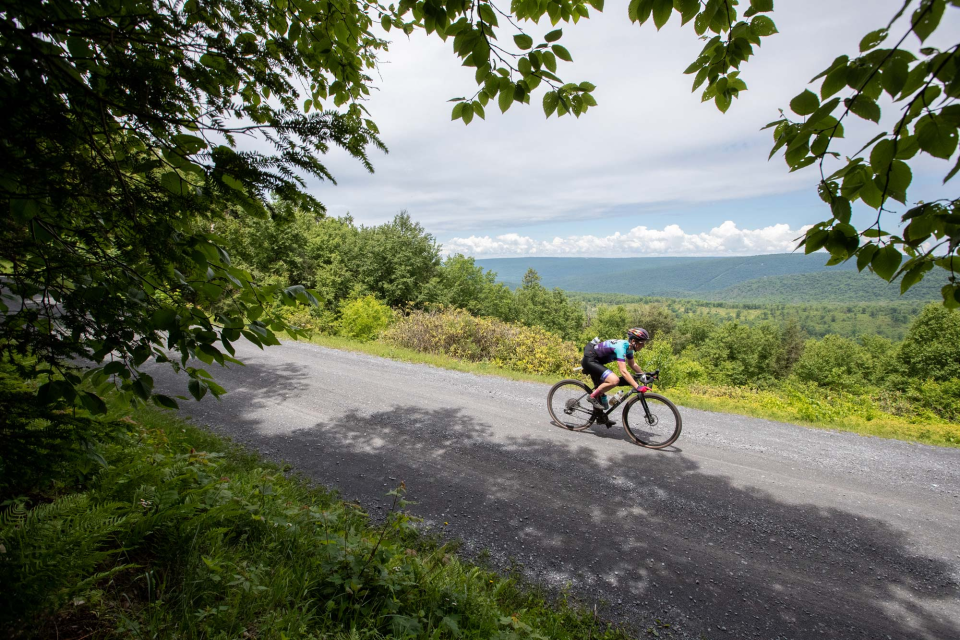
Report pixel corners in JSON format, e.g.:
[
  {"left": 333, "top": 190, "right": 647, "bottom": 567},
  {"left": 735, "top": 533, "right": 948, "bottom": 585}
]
[{"left": 383, "top": 308, "right": 580, "bottom": 377}]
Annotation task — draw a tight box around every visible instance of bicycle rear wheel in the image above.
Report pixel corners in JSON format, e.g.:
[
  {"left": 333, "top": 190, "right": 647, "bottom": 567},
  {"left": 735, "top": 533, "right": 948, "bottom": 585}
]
[
  {"left": 547, "top": 379, "right": 596, "bottom": 431},
  {"left": 622, "top": 393, "right": 682, "bottom": 449}
]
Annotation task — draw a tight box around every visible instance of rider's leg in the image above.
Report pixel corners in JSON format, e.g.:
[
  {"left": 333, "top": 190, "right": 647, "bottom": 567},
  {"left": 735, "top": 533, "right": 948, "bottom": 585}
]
[
  {"left": 587, "top": 371, "right": 619, "bottom": 410},
  {"left": 590, "top": 371, "right": 619, "bottom": 400}
]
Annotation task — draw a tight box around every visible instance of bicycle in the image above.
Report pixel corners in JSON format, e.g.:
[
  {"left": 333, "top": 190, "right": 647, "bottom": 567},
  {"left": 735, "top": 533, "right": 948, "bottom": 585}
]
[{"left": 546, "top": 369, "right": 682, "bottom": 449}]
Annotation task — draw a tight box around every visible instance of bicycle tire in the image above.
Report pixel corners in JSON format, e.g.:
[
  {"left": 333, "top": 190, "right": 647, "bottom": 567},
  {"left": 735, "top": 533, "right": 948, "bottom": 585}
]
[
  {"left": 622, "top": 393, "right": 682, "bottom": 449},
  {"left": 547, "top": 379, "right": 596, "bottom": 431}
]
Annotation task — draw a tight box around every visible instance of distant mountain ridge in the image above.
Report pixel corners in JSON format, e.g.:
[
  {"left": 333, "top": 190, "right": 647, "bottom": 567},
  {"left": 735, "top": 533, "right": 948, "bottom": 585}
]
[{"left": 475, "top": 254, "right": 941, "bottom": 303}]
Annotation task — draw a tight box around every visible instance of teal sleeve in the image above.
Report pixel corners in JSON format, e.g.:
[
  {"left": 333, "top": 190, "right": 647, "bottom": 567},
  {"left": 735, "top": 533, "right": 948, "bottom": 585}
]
[{"left": 613, "top": 341, "right": 628, "bottom": 361}]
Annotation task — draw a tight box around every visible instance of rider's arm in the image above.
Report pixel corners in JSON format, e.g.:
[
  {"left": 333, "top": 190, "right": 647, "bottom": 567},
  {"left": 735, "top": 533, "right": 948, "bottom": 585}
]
[
  {"left": 628, "top": 357, "right": 643, "bottom": 374},
  {"left": 617, "top": 360, "right": 641, "bottom": 390}
]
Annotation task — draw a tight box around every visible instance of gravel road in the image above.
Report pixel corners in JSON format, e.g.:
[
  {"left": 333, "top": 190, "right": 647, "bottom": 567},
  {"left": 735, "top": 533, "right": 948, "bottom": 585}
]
[{"left": 148, "top": 340, "right": 960, "bottom": 639}]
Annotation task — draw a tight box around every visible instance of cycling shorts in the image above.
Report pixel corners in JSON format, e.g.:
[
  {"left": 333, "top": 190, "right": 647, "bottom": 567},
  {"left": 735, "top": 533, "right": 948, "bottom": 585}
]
[{"left": 582, "top": 343, "right": 617, "bottom": 387}]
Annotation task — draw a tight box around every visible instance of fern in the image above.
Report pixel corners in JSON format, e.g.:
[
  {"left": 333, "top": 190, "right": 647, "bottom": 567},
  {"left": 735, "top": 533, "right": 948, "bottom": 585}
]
[{"left": 0, "top": 494, "right": 135, "bottom": 626}]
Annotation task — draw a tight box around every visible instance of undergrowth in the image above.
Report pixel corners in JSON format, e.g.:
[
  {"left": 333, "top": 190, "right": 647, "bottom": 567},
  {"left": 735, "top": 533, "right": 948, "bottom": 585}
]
[{"left": 0, "top": 405, "right": 631, "bottom": 639}]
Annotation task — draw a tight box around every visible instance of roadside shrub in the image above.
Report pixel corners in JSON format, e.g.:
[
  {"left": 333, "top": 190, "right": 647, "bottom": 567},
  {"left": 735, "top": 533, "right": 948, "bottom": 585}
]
[
  {"left": 902, "top": 379, "right": 960, "bottom": 423},
  {"left": 275, "top": 303, "right": 329, "bottom": 334},
  {"left": 338, "top": 295, "right": 394, "bottom": 341},
  {"left": 383, "top": 308, "right": 579, "bottom": 376}
]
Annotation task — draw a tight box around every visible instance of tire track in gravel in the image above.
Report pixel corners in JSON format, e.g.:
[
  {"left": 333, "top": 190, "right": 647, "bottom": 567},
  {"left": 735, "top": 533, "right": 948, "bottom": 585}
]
[{"left": 147, "top": 340, "right": 960, "bottom": 639}]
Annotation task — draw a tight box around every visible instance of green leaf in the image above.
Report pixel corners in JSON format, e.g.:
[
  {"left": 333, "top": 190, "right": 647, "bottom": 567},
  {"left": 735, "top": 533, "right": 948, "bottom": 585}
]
[
  {"left": 543, "top": 91, "right": 559, "bottom": 117},
  {"left": 831, "top": 198, "right": 852, "bottom": 224},
  {"left": 883, "top": 160, "right": 913, "bottom": 200},
  {"left": 859, "top": 29, "right": 888, "bottom": 52},
  {"left": 221, "top": 174, "right": 244, "bottom": 191},
  {"left": 161, "top": 172, "right": 188, "bottom": 195},
  {"left": 804, "top": 229, "right": 829, "bottom": 254},
  {"left": 881, "top": 58, "right": 909, "bottom": 97},
  {"left": 856, "top": 244, "right": 879, "bottom": 271},
  {"left": 188, "top": 378, "right": 207, "bottom": 401},
  {"left": 750, "top": 15, "right": 778, "bottom": 37},
  {"left": 545, "top": 29, "right": 563, "bottom": 42},
  {"left": 870, "top": 139, "right": 895, "bottom": 173},
  {"left": 790, "top": 90, "right": 820, "bottom": 116},
  {"left": 917, "top": 116, "right": 958, "bottom": 159},
  {"left": 80, "top": 391, "right": 107, "bottom": 415},
  {"left": 551, "top": 45, "right": 572, "bottom": 62},
  {"left": 498, "top": 82, "right": 515, "bottom": 113},
  {"left": 461, "top": 103, "right": 474, "bottom": 125},
  {"left": 811, "top": 55, "right": 849, "bottom": 83},
  {"left": 451, "top": 102, "right": 464, "bottom": 121},
  {"left": 942, "top": 284, "right": 960, "bottom": 309},
  {"left": 514, "top": 34, "right": 533, "bottom": 50},
  {"left": 677, "top": 0, "right": 699, "bottom": 23},
  {"left": 152, "top": 394, "right": 180, "bottom": 409},
  {"left": 652, "top": 0, "right": 672, "bottom": 29},
  {"left": 821, "top": 66, "right": 848, "bottom": 99},
  {"left": 944, "top": 155, "right": 960, "bottom": 183},
  {"left": 542, "top": 51, "right": 557, "bottom": 73},
  {"left": 381, "top": 15, "right": 391, "bottom": 31},
  {"left": 871, "top": 244, "right": 902, "bottom": 281},
  {"left": 912, "top": 0, "right": 945, "bottom": 42},
  {"left": 715, "top": 91, "right": 731, "bottom": 113},
  {"left": 846, "top": 96, "right": 881, "bottom": 123},
  {"left": 749, "top": 0, "right": 774, "bottom": 12},
  {"left": 900, "top": 264, "right": 928, "bottom": 294},
  {"left": 199, "top": 53, "right": 227, "bottom": 70},
  {"left": 478, "top": 4, "right": 498, "bottom": 26}
]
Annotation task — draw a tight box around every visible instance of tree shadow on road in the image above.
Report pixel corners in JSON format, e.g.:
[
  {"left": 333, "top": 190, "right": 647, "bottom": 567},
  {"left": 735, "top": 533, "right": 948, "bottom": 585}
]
[{"left": 169, "top": 357, "right": 960, "bottom": 640}]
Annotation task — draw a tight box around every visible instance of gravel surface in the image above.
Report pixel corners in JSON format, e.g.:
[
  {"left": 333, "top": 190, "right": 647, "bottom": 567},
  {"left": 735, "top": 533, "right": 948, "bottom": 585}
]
[{"left": 147, "top": 340, "right": 960, "bottom": 639}]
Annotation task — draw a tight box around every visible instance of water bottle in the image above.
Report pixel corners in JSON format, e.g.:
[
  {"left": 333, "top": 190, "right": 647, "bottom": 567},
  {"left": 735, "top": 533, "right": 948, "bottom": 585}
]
[{"left": 609, "top": 390, "right": 626, "bottom": 408}]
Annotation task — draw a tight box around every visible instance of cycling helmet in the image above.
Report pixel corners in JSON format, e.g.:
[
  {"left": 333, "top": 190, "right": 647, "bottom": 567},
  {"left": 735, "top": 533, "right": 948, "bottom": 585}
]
[{"left": 626, "top": 327, "right": 650, "bottom": 342}]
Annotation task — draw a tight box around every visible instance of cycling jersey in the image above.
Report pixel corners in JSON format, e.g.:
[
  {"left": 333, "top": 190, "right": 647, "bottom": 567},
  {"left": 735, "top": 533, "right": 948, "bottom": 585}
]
[{"left": 591, "top": 339, "right": 635, "bottom": 363}]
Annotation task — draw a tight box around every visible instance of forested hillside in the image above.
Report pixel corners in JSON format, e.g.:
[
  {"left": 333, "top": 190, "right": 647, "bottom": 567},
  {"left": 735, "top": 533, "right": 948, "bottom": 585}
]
[
  {"left": 477, "top": 255, "right": 943, "bottom": 303},
  {"left": 569, "top": 294, "right": 924, "bottom": 341}
]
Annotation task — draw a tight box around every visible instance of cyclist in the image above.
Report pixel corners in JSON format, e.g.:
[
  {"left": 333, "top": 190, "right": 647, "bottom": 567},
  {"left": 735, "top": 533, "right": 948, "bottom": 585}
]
[{"left": 582, "top": 327, "right": 650, "bottom": 426}]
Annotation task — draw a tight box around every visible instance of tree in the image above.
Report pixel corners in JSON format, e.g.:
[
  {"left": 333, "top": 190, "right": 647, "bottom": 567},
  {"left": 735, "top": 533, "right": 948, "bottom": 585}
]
[
  {"left": 353, "top": 212, "right": 441, "bottom": 307},
  {"left": 898, "top": 303, "right": 960, "bottom": 379},
  {"left": 628, "top": 303, "right": 677, "bottom": 339},
  {"left": 514, "top": 269, "right": 585, "bottom": 340},
  {"left": 1, "top": 0, "right": 389, "bottom": 408},
  {"left": 420, "top": 254, "right": 517, "bottom": 320}
]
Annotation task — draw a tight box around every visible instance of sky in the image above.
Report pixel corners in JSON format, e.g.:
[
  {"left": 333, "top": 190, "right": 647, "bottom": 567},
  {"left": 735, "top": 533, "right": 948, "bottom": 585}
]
[{"left": 309, "top": 1, "right": 959, "bottom": 258}]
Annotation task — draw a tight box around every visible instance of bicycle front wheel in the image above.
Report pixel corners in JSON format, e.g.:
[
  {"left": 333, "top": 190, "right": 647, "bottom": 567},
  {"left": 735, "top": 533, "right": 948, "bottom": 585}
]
[
  {"left": 622, "top": 393, "right": 682, "bottom": 449},
  {"left": 547, "top": 379, "right": 596, "bottom": 431}
]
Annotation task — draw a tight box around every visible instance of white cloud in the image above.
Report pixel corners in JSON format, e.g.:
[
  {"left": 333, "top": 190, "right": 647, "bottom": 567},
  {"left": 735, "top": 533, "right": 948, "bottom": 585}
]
[{"left": 444, "top": 221, "right": 812, "bottom": 257}]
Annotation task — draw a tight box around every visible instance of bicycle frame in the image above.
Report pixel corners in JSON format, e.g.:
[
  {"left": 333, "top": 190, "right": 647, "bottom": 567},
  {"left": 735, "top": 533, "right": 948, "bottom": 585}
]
[{"left": 585, "top": 371, "right": 657, "bottom": 422}]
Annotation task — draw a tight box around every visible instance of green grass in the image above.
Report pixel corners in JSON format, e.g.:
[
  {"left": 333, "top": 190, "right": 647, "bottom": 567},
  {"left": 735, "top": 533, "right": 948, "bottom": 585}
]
[
  {"left": 1, "top": 403, "right": 634, "bottom": 639},
  {"left": 295, "top": 334, "right": 960, "bottom": 449},
  {"left": 670, "top": 384, "right": 960, "bottom": 449}
]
